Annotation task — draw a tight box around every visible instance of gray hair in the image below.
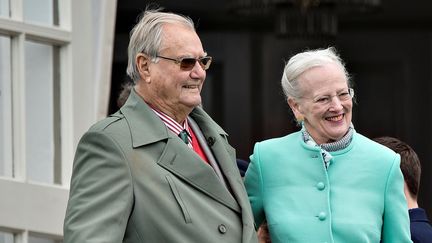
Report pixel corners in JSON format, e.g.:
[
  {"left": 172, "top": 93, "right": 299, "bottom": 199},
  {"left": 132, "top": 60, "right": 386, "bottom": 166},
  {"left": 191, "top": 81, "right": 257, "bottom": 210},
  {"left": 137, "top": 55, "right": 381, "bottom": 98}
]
[
  {"left": 126, "top": 9, "right": 195, "bottom": 82},
  {"left": 281, "top": 47, "right": 351, "bottom": 100}
]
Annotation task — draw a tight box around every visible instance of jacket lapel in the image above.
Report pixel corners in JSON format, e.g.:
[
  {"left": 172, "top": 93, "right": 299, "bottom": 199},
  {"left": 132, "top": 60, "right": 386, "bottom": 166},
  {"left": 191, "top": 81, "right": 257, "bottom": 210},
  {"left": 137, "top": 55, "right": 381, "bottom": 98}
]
[
  {"left": 157, "top": 137, "right": 240, "bottom": 212},
  {"left": 190, "top": 108, "right": 249, "bottom": 214},
  {"left": 191, "top": 110, "right": 257, "bottom": 233}
]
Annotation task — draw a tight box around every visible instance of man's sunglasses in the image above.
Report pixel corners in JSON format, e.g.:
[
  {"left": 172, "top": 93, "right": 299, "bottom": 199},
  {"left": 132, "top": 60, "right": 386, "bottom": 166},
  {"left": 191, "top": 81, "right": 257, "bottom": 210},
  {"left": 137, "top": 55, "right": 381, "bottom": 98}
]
[{"left": 156, "top": 55, "right": 212, "bottom": 70}]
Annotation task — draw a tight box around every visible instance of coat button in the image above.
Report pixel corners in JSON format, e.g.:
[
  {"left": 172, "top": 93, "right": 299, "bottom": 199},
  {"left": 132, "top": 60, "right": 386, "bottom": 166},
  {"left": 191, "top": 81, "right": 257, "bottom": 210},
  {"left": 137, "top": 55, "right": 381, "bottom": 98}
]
[
  {"left": 316, "top": 182, "right": 325, "bottom": 190},
  {"left": 318, "top": 212, "right": 327, "bottom": 221},
  {"left": 218, "top": 224, "right": 227, "bottom": 234}
]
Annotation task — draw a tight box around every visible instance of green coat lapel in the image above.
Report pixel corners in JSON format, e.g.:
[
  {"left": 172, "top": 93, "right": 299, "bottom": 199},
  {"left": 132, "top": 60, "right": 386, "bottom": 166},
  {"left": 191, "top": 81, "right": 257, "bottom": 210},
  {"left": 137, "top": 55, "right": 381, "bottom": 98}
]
[
  {"left": 157, "top": 138, "right": 240, "bottom": 212},
  {"left": 190, "top": 108, "right": 248, "bottom": 213},
  {"left": 120, "top": 89, "right": 240, "bottom": 212}
]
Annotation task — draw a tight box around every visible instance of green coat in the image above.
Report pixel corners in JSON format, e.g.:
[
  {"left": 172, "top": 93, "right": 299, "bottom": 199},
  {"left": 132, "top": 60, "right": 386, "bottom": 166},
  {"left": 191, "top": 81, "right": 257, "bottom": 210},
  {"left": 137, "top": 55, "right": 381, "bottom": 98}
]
[
  {"left": 244, "top": 130, "right": 412, "bottom": 243},
  {"left": 64, "top": 89, "right": 258, "bottom": 243}
]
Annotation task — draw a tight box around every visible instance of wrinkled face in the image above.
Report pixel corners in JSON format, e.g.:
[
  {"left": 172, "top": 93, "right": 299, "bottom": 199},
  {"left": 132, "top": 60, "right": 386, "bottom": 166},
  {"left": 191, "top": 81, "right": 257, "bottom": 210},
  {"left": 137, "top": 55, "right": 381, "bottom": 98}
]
[
  {"left": 139, "top": 23, "right": 207, "bottom": 115},
  {"left": 288, "top": 63, "right": 353, "bottom": 145}
]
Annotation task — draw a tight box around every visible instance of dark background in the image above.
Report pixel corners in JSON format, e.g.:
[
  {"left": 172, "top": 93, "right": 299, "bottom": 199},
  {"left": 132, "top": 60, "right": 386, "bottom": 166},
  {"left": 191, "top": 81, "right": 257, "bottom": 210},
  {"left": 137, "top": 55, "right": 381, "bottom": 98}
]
[{"left": 110, "top": 0, "right": 432, "bottom": 217}]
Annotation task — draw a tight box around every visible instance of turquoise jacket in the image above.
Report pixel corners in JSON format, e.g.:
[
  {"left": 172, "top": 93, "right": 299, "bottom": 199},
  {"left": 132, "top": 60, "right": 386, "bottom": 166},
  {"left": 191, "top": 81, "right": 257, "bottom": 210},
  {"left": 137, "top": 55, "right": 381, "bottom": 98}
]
[{"left": 244, "top": 130, "right": 412, "bottom": 243}]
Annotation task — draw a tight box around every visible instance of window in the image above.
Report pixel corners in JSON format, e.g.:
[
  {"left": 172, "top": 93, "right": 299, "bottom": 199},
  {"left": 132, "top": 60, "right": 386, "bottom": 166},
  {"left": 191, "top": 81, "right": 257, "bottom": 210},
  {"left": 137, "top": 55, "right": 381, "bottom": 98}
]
[
  {"left": 0, "top": 0, "right": 116, "bottom": 241},
  {"left": 0, "top": 0, "right": 72, "bottom": 241},
  {"left": 0, "top": 0, "right": 9, "bottom": 18},
  {"left": 0, "top": 231, "right": 14, "bottom": 243},
  {"left": 24, "top": 41, "right": 61, "bottom": 184},
  {"left": 23, "top": 0, "right": 58, "bottom": 26}
]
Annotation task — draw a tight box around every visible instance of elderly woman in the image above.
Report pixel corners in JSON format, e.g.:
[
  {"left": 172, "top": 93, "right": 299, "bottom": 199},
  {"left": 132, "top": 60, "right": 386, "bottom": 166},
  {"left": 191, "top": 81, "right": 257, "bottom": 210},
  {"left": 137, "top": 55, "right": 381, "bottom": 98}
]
[{"left": 244, "top": 47, "right": 412, "bottom": 243}]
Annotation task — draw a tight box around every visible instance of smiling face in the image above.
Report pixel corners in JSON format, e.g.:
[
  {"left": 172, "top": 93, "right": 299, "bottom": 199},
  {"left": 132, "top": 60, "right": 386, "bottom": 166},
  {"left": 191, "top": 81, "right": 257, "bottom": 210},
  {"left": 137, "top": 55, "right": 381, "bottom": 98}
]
[
  {"left": 135, "top": 23, "right": 207, "bottom": 123},
  {"left": 288, "top": 63, "right": 353, "bottom": 145}
]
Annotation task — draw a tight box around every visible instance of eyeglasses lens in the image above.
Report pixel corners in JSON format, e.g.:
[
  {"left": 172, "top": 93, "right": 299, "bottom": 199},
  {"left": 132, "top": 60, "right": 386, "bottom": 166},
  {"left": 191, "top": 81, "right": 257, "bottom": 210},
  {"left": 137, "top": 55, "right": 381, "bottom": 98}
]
[
  {"left": 180, "top": 58, "right": 196, "bottom": 70},
  {"left": 179, "top": 57, "right": 212, "bottom": 70}
]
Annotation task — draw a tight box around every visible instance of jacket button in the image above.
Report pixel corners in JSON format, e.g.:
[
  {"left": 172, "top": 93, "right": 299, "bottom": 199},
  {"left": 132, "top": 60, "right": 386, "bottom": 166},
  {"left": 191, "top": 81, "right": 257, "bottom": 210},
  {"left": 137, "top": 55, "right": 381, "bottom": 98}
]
[
  {"left": 318, "top": 212, "right": 327, "bottom": 221},
  {"left": 316, "top": 182, "right": 325, "bottom": 190},
  {"left": 218, "top": 224, "right": 227, "bottom": 234}
]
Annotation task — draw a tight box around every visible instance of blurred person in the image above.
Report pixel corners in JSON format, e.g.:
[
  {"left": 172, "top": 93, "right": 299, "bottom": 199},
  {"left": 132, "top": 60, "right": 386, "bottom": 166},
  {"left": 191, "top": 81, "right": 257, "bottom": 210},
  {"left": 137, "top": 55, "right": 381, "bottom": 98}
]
[
  {"left": 116, "top": 81, "right": 133, "bottom": 108},
  {"left": 64, "top": 8, "right": 258, "bottom": 243},
  {"left": 257, "top": 221, "right": 271, "bottom": 243},
  {"left": 236, "top": 158, "right": 249, "bottom": 178},
  {"left": 244, "top": 47, "right": 412, "bottom": 243},
  {"left": 374, "top": 136, "right": 432, "bottom": 243}
]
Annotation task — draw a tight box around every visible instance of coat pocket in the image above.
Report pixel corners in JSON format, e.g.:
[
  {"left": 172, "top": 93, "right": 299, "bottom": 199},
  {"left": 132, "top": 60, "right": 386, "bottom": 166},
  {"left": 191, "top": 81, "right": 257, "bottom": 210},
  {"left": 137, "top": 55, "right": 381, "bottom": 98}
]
[{"left": 165, "top": 175, "right": 192, "bottom": 223}]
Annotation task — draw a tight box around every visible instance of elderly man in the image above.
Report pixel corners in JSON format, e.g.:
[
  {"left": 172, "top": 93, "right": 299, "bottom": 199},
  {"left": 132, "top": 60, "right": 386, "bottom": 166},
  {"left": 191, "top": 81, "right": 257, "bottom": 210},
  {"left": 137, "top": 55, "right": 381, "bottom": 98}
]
[{"left": 64, "top": 8, "right": 258, "bottom": 243}]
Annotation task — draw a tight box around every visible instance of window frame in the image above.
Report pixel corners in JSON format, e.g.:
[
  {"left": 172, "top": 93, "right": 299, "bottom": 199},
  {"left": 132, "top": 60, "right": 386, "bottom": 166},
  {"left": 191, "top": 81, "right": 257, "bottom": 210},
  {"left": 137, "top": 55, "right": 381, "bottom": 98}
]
[
  {"left": 0, "top": 0, "right": 73, "bottom": 241},
  {"left": 0, "top": 0, "right": 117, "bottom": 240}
]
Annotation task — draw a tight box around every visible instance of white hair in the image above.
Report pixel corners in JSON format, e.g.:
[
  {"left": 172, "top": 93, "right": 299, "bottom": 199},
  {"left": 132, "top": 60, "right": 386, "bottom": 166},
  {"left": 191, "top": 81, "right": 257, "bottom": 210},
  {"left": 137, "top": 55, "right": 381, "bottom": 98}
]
[
  {"left": 281, "top": 47, "right": 351, "bottom": 100},
  {"left": 126, "top": 9, "right": 195, "bottom": 82}
]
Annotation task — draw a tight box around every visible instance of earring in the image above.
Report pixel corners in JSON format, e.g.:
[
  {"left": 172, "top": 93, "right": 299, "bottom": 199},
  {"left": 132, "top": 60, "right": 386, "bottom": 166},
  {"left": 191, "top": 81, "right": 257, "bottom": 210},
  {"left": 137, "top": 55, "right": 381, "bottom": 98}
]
[{"left": 296, "top": 115, "right": 304, "bottom": 122}]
